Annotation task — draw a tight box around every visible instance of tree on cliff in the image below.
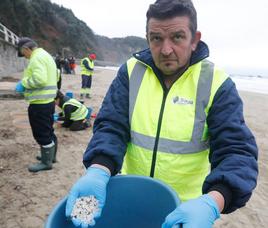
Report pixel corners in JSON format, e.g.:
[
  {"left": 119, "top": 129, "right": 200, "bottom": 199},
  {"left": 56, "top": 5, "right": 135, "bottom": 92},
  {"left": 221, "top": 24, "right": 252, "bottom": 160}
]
[{"left": 0, "top": 0, "right": 147, "bottom": 64}]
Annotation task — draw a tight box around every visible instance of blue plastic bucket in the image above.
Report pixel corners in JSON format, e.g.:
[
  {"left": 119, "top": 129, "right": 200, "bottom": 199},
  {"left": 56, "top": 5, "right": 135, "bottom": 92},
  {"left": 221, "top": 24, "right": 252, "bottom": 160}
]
[
  {"left": 45, "top": 175, "right": 180, "bottom": 228},
  {"left": 65, "top": 91, "right": 73, "bottom": 98}
]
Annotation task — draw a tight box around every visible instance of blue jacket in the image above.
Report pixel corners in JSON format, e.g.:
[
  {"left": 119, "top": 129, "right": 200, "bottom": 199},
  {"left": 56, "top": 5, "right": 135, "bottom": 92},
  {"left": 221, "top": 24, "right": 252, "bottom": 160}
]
[{"left": 83, "top": 41, "right": 258, "bottom": 214}]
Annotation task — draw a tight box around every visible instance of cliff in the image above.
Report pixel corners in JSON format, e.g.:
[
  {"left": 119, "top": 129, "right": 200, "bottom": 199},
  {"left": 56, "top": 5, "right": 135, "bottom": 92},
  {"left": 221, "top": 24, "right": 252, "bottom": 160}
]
[{"left": 0, "top": 0, "right": 148, "bottom": 64}]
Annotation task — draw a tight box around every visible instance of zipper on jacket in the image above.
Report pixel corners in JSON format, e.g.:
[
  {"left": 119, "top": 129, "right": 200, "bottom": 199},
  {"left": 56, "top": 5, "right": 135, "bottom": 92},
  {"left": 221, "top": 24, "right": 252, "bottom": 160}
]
[{"left": 150, "top": 89, "right": 168, "bottom": 177}]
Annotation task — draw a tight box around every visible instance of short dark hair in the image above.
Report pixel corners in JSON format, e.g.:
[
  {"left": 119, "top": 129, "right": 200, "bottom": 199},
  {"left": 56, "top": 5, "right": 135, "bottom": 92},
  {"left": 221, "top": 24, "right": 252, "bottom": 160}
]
[
  {"left": 55, "top": 90, "right": 64, "bottom": 100},
  {"left": 146, "top": 0, "right": 197, "bottom": 37}
]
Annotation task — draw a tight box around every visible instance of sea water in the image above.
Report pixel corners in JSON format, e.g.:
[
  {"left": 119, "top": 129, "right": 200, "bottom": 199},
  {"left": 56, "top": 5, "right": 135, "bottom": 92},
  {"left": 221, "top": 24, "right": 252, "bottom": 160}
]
[
  {"left": 96, "top": 66, "right": 268, "bottom": 95},
  {"left": 231, "top": 75, "right": 268, "bottom": 94}
]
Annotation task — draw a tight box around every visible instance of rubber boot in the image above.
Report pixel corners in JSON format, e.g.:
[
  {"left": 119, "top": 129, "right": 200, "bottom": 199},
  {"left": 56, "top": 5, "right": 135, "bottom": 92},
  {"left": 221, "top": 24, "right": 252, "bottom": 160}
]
[
  {"left": 36, "top": 146, "right": 42, "bottom": 161},
  {"left": 53, "top": 137, "right": 57, "bottom": 163},
  {"left": 28, "top": 145, "right": 55, "bottom": 172},
  {"left": 36, "top": 138, "right": 57, "bottom": 163}
]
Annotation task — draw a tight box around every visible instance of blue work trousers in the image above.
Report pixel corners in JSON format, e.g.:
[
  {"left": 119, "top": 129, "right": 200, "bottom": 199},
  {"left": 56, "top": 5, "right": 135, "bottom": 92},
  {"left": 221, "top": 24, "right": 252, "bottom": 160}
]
[
  {"left": 81, "top": 75, "right": 92, "bottom": 88},
  {"left": 28, "top": 101, "right": 57, "bottom": 146}
]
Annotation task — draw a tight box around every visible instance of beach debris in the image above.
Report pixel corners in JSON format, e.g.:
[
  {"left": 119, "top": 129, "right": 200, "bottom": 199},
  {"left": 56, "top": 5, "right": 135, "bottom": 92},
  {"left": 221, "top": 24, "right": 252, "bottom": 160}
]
[{"left": 71, "top": 196, "right": 99, "bottom": 225}]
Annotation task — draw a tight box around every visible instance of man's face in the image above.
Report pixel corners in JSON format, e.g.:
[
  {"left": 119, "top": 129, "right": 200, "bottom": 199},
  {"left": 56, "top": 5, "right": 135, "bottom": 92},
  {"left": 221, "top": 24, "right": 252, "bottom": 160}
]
[
  {"left": 147, "top": 16, "right": 201, "bottom": 76},
  {"left": 20, "top": 47, "right": 32, "bottom": 59}
]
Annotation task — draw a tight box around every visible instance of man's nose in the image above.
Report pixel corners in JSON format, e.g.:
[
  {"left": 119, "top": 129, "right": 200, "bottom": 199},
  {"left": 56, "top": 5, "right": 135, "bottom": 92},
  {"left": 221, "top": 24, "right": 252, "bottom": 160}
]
[{"left": 161, "top": 39, "right": 173, "bottom": 56}]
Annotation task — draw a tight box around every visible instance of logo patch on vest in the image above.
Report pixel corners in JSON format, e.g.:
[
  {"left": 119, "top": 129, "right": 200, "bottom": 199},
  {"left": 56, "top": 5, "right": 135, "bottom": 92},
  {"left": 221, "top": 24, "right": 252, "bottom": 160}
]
[{"left": 172, "top": 96, "right": 193, "bottom": 105}]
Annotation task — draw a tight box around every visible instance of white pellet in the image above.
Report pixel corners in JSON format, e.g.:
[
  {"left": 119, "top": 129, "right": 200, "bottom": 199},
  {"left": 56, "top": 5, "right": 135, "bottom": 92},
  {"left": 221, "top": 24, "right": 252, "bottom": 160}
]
[{"left": 71, "top": 196, "right": 99, "bottom": 225}]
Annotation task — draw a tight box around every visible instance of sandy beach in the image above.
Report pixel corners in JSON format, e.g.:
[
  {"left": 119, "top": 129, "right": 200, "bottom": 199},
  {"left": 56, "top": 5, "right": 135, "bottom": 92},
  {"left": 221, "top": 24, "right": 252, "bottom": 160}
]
[{"left": 0, "top": 67, "right": 267, "bottom": 228}]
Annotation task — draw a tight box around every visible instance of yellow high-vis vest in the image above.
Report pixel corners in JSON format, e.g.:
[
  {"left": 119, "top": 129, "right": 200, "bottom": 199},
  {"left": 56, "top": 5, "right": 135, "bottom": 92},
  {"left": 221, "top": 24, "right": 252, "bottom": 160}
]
[
  {"left": 62, "top": 99, "right": 88, "bottom": 121},
  {"left": 80, "top": 57, "right": 94, "bottom": 76},
  {"left": 22, "top": 48, "right": 57, "bottom": 104},
  {"left": 122, "top": 58, "right": 228, "bottom": 201}
]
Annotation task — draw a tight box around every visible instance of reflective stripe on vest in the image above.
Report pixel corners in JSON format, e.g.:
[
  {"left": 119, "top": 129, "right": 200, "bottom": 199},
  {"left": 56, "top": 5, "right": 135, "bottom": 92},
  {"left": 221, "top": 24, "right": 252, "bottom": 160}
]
[
  {"left": 63, "top": 99, "right": 88, "bottom": 121},
  {"left": 26, "top": 74, "right": 43, "bottom": 88},
  {"left": 124, "top": 58, "right": 228, "bottom": 201},
  {"left": 129, "top": 60, "right": 213, "bottom": 154},
  {"left": 24, "top": 85, "right": 57, "bottom": 101},
  {"left": 22, "top": 48, "right": 57, "bottom": 104}
]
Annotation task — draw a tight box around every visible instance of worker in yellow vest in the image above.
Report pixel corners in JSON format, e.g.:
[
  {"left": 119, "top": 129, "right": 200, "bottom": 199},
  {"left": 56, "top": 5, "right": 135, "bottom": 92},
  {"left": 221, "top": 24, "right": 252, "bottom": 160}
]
[
  {"left": 80, "top": 53, "right": 96, "bottom": 100},
  {"left": 15, "top": 37, "right": 57, "bottom": 173},
  {"left": 54, "top": 90, "right": 89, "bottom": 131},
  {"left": 65, "top": 0, "right": 258, "bottom": 227}
]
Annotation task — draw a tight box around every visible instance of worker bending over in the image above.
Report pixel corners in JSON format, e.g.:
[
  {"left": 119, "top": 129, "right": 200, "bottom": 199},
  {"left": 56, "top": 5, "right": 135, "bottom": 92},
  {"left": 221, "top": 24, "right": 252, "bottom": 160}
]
[{"left": 55, "top": 91, "right": 89, "bottom": 131}]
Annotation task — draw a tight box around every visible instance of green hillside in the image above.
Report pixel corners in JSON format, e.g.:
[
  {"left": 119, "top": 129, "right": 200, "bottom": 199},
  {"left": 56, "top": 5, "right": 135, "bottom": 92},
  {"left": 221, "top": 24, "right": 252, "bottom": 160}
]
[{"left": 0, "top": 0, "right": 148, "bottom": 64}]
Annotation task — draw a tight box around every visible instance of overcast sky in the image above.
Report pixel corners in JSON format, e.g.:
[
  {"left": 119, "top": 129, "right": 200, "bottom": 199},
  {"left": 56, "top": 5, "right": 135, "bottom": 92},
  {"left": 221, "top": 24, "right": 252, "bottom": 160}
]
[{"left": 50, "top": 0, "right": 268, "bottom": 76}]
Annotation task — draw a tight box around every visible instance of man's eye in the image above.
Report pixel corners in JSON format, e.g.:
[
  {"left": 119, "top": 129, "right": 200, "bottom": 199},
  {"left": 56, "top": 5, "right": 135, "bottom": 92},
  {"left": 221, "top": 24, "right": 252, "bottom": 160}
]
[
  {"left": 174, "top": 34, "right": 182, "bottom": 41},
  {"left": 150, "top": 36, "right": 161, "bottom": 42}
]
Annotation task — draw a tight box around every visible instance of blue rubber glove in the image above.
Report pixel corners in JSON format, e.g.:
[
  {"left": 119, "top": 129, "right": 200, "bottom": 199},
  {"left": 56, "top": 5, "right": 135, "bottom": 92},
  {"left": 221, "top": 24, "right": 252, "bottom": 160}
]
[
  {"left": 15, "top": 81, "right": 25, "bottom": 93},
  {"left": 65, "top": 167, "right": 110, "bottom": 227},
  {"left": 53, "top": 113, "right": 59, "bottom": 122},
  {"left": 162, "top": 194, "right": 220, "bottom": 228}
]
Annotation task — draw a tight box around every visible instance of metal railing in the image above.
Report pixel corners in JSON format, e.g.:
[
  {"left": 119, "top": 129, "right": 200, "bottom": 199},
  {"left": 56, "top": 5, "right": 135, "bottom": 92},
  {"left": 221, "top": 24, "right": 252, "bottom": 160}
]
[{"left": 0, "top": 22, "right": 19, "bottom": 45}]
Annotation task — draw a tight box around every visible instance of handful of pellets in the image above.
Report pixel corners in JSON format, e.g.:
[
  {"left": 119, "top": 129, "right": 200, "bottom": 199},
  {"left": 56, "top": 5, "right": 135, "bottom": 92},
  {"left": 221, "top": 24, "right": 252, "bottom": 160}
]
[{"left": 71, "top": 196, "right": 99, "bottom": 225}]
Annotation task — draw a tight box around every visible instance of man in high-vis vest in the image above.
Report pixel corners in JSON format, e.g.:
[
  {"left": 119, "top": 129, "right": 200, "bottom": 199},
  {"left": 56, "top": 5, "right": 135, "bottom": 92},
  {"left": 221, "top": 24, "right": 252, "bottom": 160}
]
[
  {"left": 15, "top": 37, "right": 58, "bottom": 173},
  {"left": 80, "top": 53, "right": 96, "bottom": 100},
  {"left": 65, "top": 0, "right": 258, "bottom": 227},
  {"left": 54, "top": 90, "right": 89, "bottom": 131}
]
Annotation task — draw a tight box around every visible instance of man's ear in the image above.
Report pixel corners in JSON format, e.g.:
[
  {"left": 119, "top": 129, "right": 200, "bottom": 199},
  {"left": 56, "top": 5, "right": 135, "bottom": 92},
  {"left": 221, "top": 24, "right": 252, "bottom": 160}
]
[{"left": 191, "top": 31, "right": 201, "bottom": 51}]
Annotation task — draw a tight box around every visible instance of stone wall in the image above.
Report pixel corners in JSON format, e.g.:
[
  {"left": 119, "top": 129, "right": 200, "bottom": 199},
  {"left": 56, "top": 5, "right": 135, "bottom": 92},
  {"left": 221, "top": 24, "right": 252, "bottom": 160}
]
[{"left": 0, "top": 39, "right": 27, "bottom": 78}]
